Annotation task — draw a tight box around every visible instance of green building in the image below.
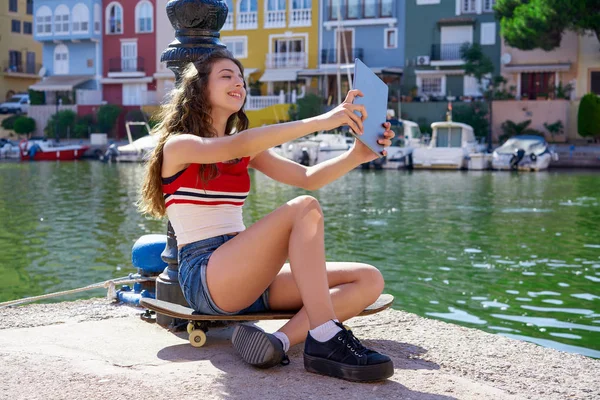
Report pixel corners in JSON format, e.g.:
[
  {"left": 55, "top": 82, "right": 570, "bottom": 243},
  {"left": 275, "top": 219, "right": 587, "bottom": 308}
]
[{"left": 403, "top": 0, "right": 501, "bottom": 102}]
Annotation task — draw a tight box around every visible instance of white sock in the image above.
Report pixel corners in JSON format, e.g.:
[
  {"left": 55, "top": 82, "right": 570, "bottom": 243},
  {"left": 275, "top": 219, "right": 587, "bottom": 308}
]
[
  {"left": 273, "top": 331, "right": 290, "bottom": 353},
  {"left": 309, "top": 319, "right": 342, "bottom": 342}
]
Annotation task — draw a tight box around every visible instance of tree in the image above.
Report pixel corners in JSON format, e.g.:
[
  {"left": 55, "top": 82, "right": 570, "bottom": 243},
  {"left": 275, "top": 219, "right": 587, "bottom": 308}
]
[
  {"left": 288, "top": 94, "right": 323, "bottom": 121},
  {"left": 453, "top": 103, "right": 489, "bottom": 139},
  {"left": 45, "top": 110, "right": 77, "bottom": 138},
  {"left": 13, "top": 117, "right": 36, "bottom": 136},
  {"left": 96, "top": 104, "right": 122, "bottom": 136},
  {"left": 499, "top": 119, "right": 543, "bottom": 143},
  {"left": 577, "top": 93, "right": 600, "bottom": 138},
  {"left": 495, "top": 0, "right": 600, "bottom": 51}
]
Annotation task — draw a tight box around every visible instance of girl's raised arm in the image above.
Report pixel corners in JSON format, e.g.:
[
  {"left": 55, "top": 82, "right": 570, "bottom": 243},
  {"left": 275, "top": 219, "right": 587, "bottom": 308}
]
[{"left": 164, "top": 90, "right": 367, "bottom": 165}]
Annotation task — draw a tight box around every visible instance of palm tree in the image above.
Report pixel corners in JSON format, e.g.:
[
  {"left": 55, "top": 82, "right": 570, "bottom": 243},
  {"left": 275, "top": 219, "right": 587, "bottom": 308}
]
[{"left": 499, "top": 119, "right": 543, "bottom": 143}]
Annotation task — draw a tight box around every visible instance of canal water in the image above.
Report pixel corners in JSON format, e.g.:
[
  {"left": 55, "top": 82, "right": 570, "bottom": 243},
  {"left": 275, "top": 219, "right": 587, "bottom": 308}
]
[{"left": 0, "top": 161, "right": 599, "bottom": 358}]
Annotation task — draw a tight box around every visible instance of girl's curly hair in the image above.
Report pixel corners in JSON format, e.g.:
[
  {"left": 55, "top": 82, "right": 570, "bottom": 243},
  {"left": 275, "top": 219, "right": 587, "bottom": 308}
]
[{"left": 139, "top": 48, "right": 249, "bottom": 218}]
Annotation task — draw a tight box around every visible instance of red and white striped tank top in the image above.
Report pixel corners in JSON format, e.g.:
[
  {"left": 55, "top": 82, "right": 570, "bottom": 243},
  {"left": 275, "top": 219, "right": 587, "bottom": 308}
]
[{"left": 162, "top": 157, "right": 251, "bottom": 245}]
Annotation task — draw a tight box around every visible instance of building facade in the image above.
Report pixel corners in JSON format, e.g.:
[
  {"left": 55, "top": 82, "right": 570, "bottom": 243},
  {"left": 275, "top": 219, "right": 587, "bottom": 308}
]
[
  {"left": 404, "top": 0, "right": 500, "bottom": 100},
  {"left": 314, "top": 0, "right": 405, "bottom": 105},
  {"left": 1, "top": 0, "right": 42, "bottom": 100},
  {"left": 218, "top": 0, "right": 318, "bottom": 110}
]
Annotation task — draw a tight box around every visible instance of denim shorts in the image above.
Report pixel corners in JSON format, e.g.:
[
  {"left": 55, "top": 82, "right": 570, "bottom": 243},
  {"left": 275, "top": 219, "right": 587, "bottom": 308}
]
[{"left": 178, "top": 234, "right": 270, "bottom": 315}]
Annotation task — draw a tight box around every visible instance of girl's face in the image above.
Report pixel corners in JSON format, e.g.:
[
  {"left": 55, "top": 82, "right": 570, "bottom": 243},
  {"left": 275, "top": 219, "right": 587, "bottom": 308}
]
[{"left": 207, "top": 59, "right": 246, "bottom": 115}]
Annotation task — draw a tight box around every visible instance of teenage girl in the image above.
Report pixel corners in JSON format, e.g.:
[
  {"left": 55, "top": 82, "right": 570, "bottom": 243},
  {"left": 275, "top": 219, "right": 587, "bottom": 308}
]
[{"left": 140, "top": 49, "right": 395, "bottom": 382}]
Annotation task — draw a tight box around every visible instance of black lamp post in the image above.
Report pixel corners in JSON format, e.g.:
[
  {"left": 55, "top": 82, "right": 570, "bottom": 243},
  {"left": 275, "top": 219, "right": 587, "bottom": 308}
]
[{"left": 155, "top": 0, "right": 229, "bottom": 327}]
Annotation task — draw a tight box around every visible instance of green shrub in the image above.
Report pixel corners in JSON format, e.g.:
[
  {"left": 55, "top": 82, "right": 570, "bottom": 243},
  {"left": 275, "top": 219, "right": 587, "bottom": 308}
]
[
  {"left": 543, "top": 120, "right": 564, "bottom": 138},
  {"left": 452, "top": 102, "right": 489, "bottom": 138},
  {"left": 1, "top": 115, "right": 19, "bottom": 130},
  {"left": 13, "top": 116, "right": 36, "bottom": 136},
  {"left": 28, "top": 89, "right": 45, "bottom": 105},
  {"left": 291, "top": 94, "right": 323, "bottom": 121},
  {"left": 44, "top": 110, "right": 77, "bottom": 138},
  {"left": 73, "top": 114, "right": 95, "bottom": 138},
  {"left": 96, "top": 104, "right": 122, "bottom": 136},
  {"left": 578, "top": 93, "right": 600, "bottom": 138}
]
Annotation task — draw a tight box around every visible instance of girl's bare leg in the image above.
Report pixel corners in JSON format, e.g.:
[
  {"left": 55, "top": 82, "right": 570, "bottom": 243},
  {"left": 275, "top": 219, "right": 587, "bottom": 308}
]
[
  {"left": 206, "top": 195, "right": 334, "bottom": 328},
  {"left": 267, "top": 262, "right": 385, "bottom": 346}
]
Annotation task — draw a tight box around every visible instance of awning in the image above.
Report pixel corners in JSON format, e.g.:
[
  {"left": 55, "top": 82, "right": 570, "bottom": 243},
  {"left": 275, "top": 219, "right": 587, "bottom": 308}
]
[
  {"left": 244, "top": 68, "right": 259, "bottom": 77},
  {"left": 415, "top": 69, "right": 465, "bottom": 76},
  {"left": 503, "top": 63, "right": 571, "bottom": 73},
  {"left": 298, "top": 65, "right": 403, "bottom": 77},
  {"left": 259, "top": 69, "right": 299, "bottom": 82},
  {"left": 29, "top": 75, "right": 94, "bottom": 91},
  {"left": 437, "top": 17, "right": 476, "bottom": 25},
  {"left": 373, "top": 67, "right": 403, "bottom": 75}
]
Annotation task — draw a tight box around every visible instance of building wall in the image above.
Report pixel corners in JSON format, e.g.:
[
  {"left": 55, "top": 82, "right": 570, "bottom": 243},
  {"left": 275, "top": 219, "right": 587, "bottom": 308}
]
[
  {"left": 320, "top": 0, "right": 405, "bottom": 68},
  {"left": 500, "top": 32, "right": 579, "bottom": 98},
  {"left": 0, "top": 0, "right": 42, "bottom": 99},
  {"left": 154, "top": 0, "right": 174, "bottom": 102},
  {"left": 101, "top": 0, "right": 157, "bottom": 82},
  {"left": 42, "top": 42, "right": 99, "bottom": 76},
  {"left": 575, "top": 33, "right": 600, "bottom": 99}
]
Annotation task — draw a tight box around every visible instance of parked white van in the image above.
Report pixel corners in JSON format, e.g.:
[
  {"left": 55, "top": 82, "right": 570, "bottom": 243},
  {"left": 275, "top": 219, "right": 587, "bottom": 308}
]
[{"left": 0, "top": 94, "right": 29, "bottom": 115}]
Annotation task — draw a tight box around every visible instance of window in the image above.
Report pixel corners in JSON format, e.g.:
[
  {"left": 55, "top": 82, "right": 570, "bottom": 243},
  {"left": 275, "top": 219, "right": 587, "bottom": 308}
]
[
  {"left": 36, "top": 6, "right": 52, "bottom": 35},
  {"left": 239, "top": 0, "right": 257, "bottom": 12},
  {"left": 123, "top": 83, "right": 146, "bottom": 105},
  {"left": 483, "top": 0, "right": 495, "bottom": 12},
  {"left": 329, "top": 0, "right": 341, "bottom": 20},
  {"left": 121, "top": 41, "right": 138, "bottom": 72},
  {"left": 54, "top": 5, "right": 69, "bottom": 35},
  {"left": 27, "top": 0, "right": 33, "bottom": 15},
  {"left": 24, "top": 21, "right": 32, "bottom": 34},
  {"left": 26, "top": 52, "right": 36, "bottom": 74},
  {"left": 106, "top": 2, "right": 123, "bottom": 34},
  {"left": 381, "top": 0, "right": 393, "bottom": 17},
  {"left": 11, "top": 20, "right": 21, "bottom": 33},
  {"left": 9, "top": 51, "right": 22, "bottom": 72},
  {"left": 136, "top": 1, "right": 153, "bottom": 33},
  {"left": 384, "top": 28, "right": 397, "bottom": 49},
  {"left": 462, "top": 0, "right": 476, "bottom": 13},
  {"left": 94, "top": 4, "right": 101, "bottom": 33},
  {"left": 521, "top": 72, "right": 553, "bottom": 100},
  {"left": 347, "top": 0, "right": 359, "bottom": 19},
  {"left": 9, "top": 0, "right": 17, "bottom": 13},
  {"left": 72, "top": 3, "right": 90, "bottom": 34},
  {"left": 480, "top": 22, "right": 496, "bottom": 45},
  {"left": 222, "top": 37, "right": 248, "bottom": 58},
  {"left": 54, "top": 44, "right": 69, "bottom": 74},
  {"left": 421, "top": 77, "right": 442, "bottom": 95},
  {"left": 590, "top": 71, "right": 600, "bottom": 95},
  {"left": 364, "top": 0, "right": 376, "bottom": 18}
]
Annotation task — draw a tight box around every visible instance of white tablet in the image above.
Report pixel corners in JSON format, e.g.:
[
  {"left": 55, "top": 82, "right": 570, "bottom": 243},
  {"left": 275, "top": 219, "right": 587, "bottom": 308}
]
[{"left": 351, "top": 58, "right": 389, "bottom": 158}]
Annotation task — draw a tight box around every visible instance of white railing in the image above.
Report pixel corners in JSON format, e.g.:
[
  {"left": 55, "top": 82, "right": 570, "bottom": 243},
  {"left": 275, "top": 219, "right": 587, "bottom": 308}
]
[
  {"left": 265, "top": 10, "right": 286, "bottom": 28},
  {"left": 237, "top": 12, "right": 257, "bottom": 29},
  {"left": 290, "top": 8, "right": 311, "bottom": 27},
  {"left": 266, "top": 52, "right": 307, "bottom": 69},
  {"left": 246, "top": 91, "right": 285, "bottom": 110},
  {"left": 222, "top": 13, "right": 233, "bottom": 30},
  {"left": 76, "top": 89, "right": 102, "bottom": 105}
]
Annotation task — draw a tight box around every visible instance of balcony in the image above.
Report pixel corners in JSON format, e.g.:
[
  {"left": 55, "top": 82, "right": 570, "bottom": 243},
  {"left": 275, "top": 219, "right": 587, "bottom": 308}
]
[
  {"left": 431, "top": 43, "right": 467, "bottom": 62},
  {"left": 266, "top": 52, "right": 307, "bottom": 69},
  {"left": 3, "top": 61, "right": 42, "bottom": 78},
  {"left": 320, "top": 48, "right": 364, "bottom": 65},
  {"left": 265, "top": 10, "right": 286, "bottom": 28},
  {"left": 290, "top": 8, "right": 311, "bottom": 27},
  {"left": 222, "top": 12, "right": 233, "bottom": 30},
  {"left": 237, "top": 11, "right": 257, "bottom": 30},
  {"left": 108, "top": 57, "right": 145, "bottom": 76}
]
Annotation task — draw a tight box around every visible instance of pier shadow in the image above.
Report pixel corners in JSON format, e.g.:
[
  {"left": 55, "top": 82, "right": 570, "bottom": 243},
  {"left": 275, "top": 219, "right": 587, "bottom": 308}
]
[{"left": 156, "top": 332, "right": 451, "bottom": 400}]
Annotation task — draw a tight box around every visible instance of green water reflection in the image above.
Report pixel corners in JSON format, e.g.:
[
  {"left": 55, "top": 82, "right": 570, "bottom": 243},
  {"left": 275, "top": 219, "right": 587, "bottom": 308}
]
[{"left": 0, "top": 161, "right": 599, "bottom": 358}]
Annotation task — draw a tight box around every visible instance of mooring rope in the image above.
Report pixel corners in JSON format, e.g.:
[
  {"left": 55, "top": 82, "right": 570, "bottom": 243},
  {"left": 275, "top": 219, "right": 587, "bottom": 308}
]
[{"left": 0, "top": 276, "right": 157, "bottom": 308}]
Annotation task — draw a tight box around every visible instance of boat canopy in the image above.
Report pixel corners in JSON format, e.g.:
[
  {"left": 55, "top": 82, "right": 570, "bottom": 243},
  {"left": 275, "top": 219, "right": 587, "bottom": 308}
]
[
  {"left": 430, "top": 122, "right": 476, "bottom": 148},
  {"left": 495, "top": 135, "right": 547, "bottom": 155}
]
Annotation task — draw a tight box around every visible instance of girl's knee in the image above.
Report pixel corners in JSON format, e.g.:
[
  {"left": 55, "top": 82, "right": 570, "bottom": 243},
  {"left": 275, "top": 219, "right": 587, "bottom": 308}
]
[
  {"left": 290, "top": 195, "right": 323, "bottom": 219},
  {"left": 359, "top": 264, "right": 385, "bottom": 300}
]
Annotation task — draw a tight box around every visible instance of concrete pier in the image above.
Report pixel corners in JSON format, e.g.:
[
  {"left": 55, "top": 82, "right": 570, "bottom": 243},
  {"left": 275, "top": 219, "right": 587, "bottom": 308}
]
[{"left": 1, "top": 298, "right": 598, "bottom": 400}]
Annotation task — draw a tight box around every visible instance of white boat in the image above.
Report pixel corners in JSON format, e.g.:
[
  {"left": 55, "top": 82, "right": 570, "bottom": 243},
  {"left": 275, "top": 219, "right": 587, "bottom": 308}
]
[
  {"left": 492, "top": 135, "right": 558, "bottom": 171},
  {"left": 368, "top": 119, "right": 422, "bottom": 170},
  {"left": 102, "top": 121, "right": 156, "bottom": 162},
  {"left": 281, "top": 132, "right": 352, "bottom": 166},
  {"left": 412, "top": 121, "right": 489, "bottom": 170},
  {"left": 0, "top": 139, "right": 20, "bottom": 159}
]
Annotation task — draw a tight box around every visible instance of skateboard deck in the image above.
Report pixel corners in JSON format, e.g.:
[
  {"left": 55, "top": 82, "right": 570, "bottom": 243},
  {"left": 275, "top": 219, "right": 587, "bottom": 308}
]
[{"left": 140, "top": 294, "right": 394, "bottom": 348}]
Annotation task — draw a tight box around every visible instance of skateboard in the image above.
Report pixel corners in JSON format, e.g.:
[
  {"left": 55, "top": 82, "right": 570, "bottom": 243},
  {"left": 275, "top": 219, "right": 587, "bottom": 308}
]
[{"left": 140, "top": 294, "right": 394, "bottom": 348}]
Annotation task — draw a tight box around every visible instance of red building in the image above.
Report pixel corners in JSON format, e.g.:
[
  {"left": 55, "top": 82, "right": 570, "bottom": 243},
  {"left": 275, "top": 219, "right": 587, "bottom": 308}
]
[{"left": 101, "top": 0, "right": 157, "bottom": 138}]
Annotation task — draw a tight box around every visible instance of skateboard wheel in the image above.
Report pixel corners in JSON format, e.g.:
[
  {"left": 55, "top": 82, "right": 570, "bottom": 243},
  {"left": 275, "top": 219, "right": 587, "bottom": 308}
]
[
  {"left": 189, "top": 330, "right": 207, "bottom": 347},
  {"left": 187, "top": 322, "right": 194, "bottom": 335}
]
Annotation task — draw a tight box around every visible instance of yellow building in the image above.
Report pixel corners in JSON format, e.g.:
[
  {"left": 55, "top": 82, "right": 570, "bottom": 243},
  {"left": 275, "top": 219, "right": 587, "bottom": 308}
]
[
  {"left": 0, "top": 0, "right": 42, "bottom": 100},
  {"left": 220, "top": 0, "right": 318, "bottom": 108}
]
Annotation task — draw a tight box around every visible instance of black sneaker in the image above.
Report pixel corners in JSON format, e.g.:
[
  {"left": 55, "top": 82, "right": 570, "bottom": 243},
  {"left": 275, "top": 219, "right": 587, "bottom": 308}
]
[
  {"left": 304, "top": 322, "right": 393, "bottom": 382},
  {"left": 232, "top": 324, "right": 289, "bottom": 369}
]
